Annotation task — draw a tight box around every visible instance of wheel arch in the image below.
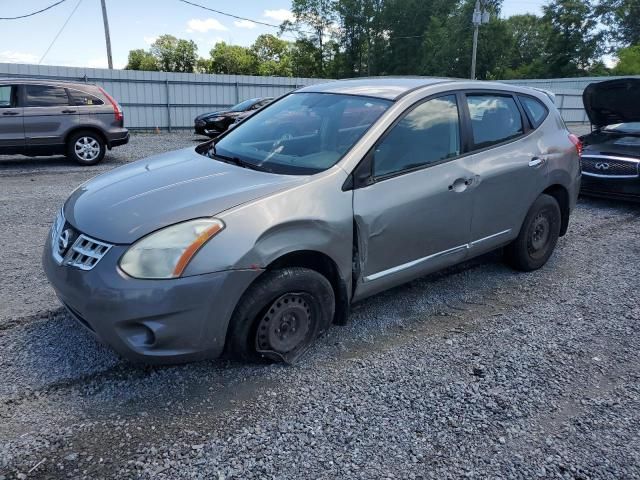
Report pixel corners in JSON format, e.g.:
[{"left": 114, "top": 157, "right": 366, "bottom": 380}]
[
  {"left": 542, "top": 184, "right": 570, "bottom": 236},
  {"left": 64, "top": 126, "right": 107, "bottom": 147}
]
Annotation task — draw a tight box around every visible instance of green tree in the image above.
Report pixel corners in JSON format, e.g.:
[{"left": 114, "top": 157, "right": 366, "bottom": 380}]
[
  {"left": 208, "top": 42, "right": 258, "bottom": 75},
  {"left": 597, "top": 0, "right": 640, "bottom": 48},
  {"left": 290, "top": 38, "right": 322, "bottom": 77},
  {"left": 542, "top": 0, "right": 603, "bottom": 77},
  {"left": 613, "top": 45, "right": 640, "bottom": 74},
  {"left": 150, "top": 35, "right": 198, "bottom": 72},
  {"left": 252, "top": 34, "right": 293, "bottom": 76},
  {"left": 125, "top": 49, "right": 158, "bottom": 71}
]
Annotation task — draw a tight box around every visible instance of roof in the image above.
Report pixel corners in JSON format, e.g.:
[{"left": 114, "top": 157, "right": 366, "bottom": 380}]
[
  {"left": 297, "top": 77, "right": 458, "bottom": 100},
  {"left": 0, "top": 77, "right": 95, "bottom": 89}
]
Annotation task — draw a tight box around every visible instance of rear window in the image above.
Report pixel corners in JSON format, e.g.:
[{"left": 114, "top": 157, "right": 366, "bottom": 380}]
[
  {"left": 68, "top": 89, "right": 104, "bottom": 106},
  {"left": 519, "top": 95, "right": 548, "bottom": 128},
  {"left": 466, "top": 94, "right": 524, "bottom": 148},
  {"left": 24, "top": 85, "right": 69, "bottom": 107}
]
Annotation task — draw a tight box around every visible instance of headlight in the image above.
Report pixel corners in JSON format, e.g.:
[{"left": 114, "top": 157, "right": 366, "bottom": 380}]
[{"left": 119, "top": 218, "right": 224, "bottom": 279}]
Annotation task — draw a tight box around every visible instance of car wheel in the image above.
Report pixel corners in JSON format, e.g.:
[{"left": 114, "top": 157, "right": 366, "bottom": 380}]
[
  {"left": 504, "top": 193, "right": 561, "bottom": 271},
  {"left": 225, "top": 267, "right": 335, "bottom": 364},
  {"left": 67, "top": 131, "right": 106, "bottom": 165}
]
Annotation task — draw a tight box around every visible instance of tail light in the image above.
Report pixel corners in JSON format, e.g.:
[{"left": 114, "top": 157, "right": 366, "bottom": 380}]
[
  {"left": 568, "top": 133, "right": 582, "bottom": 156},
  {"left": 98, "top": 87, "right": 123, "bottom": 123}
]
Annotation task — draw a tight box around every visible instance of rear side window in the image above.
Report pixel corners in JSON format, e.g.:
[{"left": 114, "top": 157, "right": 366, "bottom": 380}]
[
  {"left": 68, "top": 89, "right": 104, "bottom": 106},
  {"left": 374, "top": 94, "right": 461, "bottom": 178},
  {"left": 0, "top": 85, "right": 17, "bottom": 108},
  {"left": 518, "top": 95, "right": 548, "bottom": 128},
  {"left": 24, "top": 85, "right": 70, "bottom": 107},
  {"left": 466, "top": 94, "right": 523, "bottom": 148}
]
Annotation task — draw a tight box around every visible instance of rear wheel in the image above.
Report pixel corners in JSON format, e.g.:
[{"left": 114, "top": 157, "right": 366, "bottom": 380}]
[
  {"left": 67, "top": 130, "right": 106, "bottom": 165},
  {"left": 225, "top": 267, "right": 335, "bottom": 363},
  {"left": 504, "top": 194, "right": 561, "bottom": 271}
]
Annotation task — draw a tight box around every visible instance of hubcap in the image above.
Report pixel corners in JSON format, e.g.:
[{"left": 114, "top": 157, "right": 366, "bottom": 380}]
[
  {"left": 74, "top": 137, "right": 100, "bottom": 161},
  {"left": 256, "top": 293, "right": 311, "bottom": 354},
  {"left": 529, "top": 212, "right": 550, "bottom": 253}
]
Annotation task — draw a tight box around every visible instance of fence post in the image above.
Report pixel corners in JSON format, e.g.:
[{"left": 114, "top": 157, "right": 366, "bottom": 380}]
[
  {"left": 165, "top": 79, "right": 172, "bottom": 132},
  {"left": 234, "top": 81, "right": 239, "bottom": 104}
]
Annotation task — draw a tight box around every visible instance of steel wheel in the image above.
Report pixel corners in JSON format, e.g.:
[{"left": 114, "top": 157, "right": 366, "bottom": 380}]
[
  {"left": 527, "top": 211, "right": 551, "bottom": 259},
  {"left": 74, "top": 136, "right": 101, "bottom": 162},
  {"left": 256, "top": 293, "right": 312, "bottom": 354}
]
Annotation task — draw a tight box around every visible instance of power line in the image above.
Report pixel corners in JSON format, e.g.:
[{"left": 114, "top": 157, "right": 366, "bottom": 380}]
[
  {"left": 177, "top": 0, "right": 314, "bottom": 36},
  {"left": 0, "top": 0, "right": 68, "bottom": 20},
  {"left": 39, "top": 0, "right": 83, "bottom": 64}
]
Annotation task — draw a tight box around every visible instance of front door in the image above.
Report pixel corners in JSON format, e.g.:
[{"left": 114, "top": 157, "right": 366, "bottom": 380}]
[
  {"left": 352, "top": 94, "right": 475, "bottom": 300},
  {"left": 22, "top": 84, "right": 78, "bottom": 151},
  {"left": 0, "top": 84, "right": 24, "bottom": 153}
]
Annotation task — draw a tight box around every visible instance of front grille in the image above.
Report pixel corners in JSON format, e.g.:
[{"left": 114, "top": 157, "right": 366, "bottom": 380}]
[
  {"left": 50, "top": 210, "right": 112, "bottom": 271},
  {"left": 581, "top": 155, "right": 639, "bottom": 178}
]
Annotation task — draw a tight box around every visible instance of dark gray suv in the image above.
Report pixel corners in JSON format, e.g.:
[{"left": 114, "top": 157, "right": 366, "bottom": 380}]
[{"left": 0, "top": 79, "right": 128, "bottom": 165}]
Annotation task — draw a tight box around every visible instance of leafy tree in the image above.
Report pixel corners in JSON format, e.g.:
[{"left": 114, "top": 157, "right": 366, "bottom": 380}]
[
  {"left": 290, "top": 39, "right": 322, "bottom": 77},
  {"left": 252, "top": 34, "right": 293, "bottom": 76},
  {"left": 150, "top": 35, "right": 198, "bottom": 72},
  {"left": 208, "top": 42, "right": 258, "bottom": 75},
  {"left": 597, "top": 0, "right": 640, "bottom": 48},
  {"left": 125, "top": 49, "right": 158, "bottom": 71},
  {"left": 613, "top": 45, "right": 640, "bottom": 74},
  {"left": 542, "top": 0, "right": 603, "bottom": 77}
]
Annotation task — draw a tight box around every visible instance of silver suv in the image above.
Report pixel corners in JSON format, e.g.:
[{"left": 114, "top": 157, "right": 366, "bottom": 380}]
[
  {"left": 0, "top": 79, "right": 128, "bottom": 165},
  {"left": 43, "top": 78, "right": 581, "bottom": 364}
]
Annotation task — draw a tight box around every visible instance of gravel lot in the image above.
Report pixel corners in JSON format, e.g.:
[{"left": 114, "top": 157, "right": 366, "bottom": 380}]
[{"left": 2, "top": 128, "right": 640, "bottom": 479}]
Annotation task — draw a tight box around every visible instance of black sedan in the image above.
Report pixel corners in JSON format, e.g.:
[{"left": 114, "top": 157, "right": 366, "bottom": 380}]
[
  {"left": 580, "top": 78, "right": 640, "bottom": 201},
  {"left": 194, "top": 97, "right": 273, "bottom": 137}
]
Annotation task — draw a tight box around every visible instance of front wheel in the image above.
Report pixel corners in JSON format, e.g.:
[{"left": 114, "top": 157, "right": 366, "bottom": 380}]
[
  {"left": 504, "top": 194, "right": 561, "bottom": 271},
  {"left": 225, "top": 267, "right": 335, "bottom": 364},
  {"left": 67, "top": 131, "right": 106, "bottom": 165}
]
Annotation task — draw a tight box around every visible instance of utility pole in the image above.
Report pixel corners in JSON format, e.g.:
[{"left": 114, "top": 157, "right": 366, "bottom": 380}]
[
  {"left": 100, "top": 0, "right": 113, "bottom": 69},
  {"left": 470, "top": 0, "right": 490, "bottom": 80}
]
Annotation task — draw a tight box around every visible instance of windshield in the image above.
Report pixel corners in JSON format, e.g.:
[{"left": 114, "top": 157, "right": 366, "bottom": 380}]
[
  {"left": 603, "top": 122, "right": 640, "bottom": 134},
  {"left": 209, "top": 93, "right": 391, "bottom": 175},
  {"left": 231, "top": 98, "right": 259, "bottom": 112}
]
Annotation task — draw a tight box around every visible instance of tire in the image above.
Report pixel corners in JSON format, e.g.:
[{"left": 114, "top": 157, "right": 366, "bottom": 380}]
[
  {"left": 225, "top": 267, "right": 335, "bottom": 363},
  {"left": 67, "top": 130, "right": 106, "bottom": 165},
  {"left": 504, "top": 194, "right": 561, "bottom": 272}
]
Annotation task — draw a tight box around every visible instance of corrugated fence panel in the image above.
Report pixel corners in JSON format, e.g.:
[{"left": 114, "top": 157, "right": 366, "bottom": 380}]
[
  {"left": 2, "top": 63, "right": 638, "bottom": 127},
  {"left": 0, "top": 62, "right": 330, "bottom": 130}
]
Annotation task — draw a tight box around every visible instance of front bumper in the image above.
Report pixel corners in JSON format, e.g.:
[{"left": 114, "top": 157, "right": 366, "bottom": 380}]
[
  {"left": 580, "top": 175, "right": 640, "bottom": 202},
  {"left": 42, "top": 235, "right": 260, "bottom": 364}
]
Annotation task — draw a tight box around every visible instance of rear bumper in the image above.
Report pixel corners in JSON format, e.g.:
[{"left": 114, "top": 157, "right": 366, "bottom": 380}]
[
  {"left": 42, "top": 234, "right": 260, "bottom": 364},
  {"left": 580, "top": 175, "right": 640, "bottom": 202},
  {"left": 106, "top": 129, "right": 129, "bottom": 149}
]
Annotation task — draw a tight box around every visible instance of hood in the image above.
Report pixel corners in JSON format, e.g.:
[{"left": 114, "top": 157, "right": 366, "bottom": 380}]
[
  {"left": 195, "top": 110, "right": 232, "bottom": 121},
  {"left": 583, "top": 133, "right": 640, "bottom": 158},
  {"left": 64, "top": 148, "right": 303, "bottom": 244},
  {"left": 583, "top": 78, "right": 640, "bottom": 128}
]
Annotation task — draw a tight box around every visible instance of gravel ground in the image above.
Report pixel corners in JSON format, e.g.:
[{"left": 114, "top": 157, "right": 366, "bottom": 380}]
[{"left": 2, "top": 127, "right": 640, "bottom": 479}]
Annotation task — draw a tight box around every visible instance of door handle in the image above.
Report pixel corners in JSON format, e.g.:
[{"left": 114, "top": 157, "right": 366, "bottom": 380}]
[
  {"left": 2, "top": 111, "right": 19, "bottom": 116},
  {"left": 448, "top": 177, "right": 471, "bottom": 192},
  {"left": 61, "top": 109, "right": 77, "bottom": 114},
  {"left": 529, "top": 156, "right": 546, "bottom": 167}
]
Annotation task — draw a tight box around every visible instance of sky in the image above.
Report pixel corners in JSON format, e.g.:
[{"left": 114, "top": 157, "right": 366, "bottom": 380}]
[{"left": 0, "top": 0, "right": 547, "bottom": 69}]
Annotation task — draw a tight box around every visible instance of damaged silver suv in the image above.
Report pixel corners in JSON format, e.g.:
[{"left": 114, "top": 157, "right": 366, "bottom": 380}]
[{"left": 43, "top": 78, "right": 581, "bottom": 364}]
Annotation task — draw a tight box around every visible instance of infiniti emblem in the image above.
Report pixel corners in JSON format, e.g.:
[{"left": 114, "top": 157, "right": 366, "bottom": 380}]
[
  {"left": 594, "top": 162, "right": 610, "bottom": 170},
  {"left": 58, "top": 229, "right": 72, "bottom": 254}
]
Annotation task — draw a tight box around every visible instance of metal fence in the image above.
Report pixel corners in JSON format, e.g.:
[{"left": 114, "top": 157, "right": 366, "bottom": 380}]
[
  {"left": 1, "top": 63, "right": 639, "bottom": 127},
  {"left": 0, "top": 63, "right": 328, "bottom": 130}
]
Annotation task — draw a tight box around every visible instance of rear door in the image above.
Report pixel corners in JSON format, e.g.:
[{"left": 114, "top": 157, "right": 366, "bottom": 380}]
[
  {"left": 22, "top": 84, "right": 78, "bottom": 150},
  {"left": 0, "top": 84, "right": 24, "bottom": 153},
  {"left": 461, "top": 91, "right": 549, "bottom": 255}
]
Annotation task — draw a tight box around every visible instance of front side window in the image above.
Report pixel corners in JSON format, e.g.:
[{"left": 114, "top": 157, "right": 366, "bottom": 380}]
[
  {"left": 0, "top": 85, "right": 16, "bottom": 108},
  {"left": 24, "top": 85, "right": 70, "bottom": 107},
  {"left": 467, "top": 94, "right": 523, "bottom": 148},
  {"left": 68, "top": 89, "right": 104, "bottom": 106},
  {"left": 518, "top": 95, "right": 548, "bottom": 128},
  {"left": 210, "top": 93, "right": 391, "bottom": 175},
  {"left": 373, "top": 95, "right": 461, "bottom": 178}
]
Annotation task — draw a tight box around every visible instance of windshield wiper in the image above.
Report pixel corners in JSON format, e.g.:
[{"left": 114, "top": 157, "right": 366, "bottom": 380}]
[{"left": 208, "top": 144, "right": 272, "bottom": 172}]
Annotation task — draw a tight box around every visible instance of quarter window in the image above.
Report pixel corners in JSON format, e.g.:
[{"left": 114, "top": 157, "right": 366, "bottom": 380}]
[
  {"left": 518, "top": 95, "right": 548, "bottom": 128},
  {"left": 373, "top": 95, "right": 461, "bottom": 178},
  {"left": 68, "top": 89, "right": 104, "bottom": 106},
  {"left": 0, "top": 85, "right": 17, "bottom": 108},
  {"left": 24, "top": 85, "right": 70, "bottom": 107},
  {"left": 466, "top": 94, "right": 523, "bottom": 148}
]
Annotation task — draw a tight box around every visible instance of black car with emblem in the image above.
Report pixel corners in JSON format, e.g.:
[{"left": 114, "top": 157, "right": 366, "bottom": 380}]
[
  {"left": 194, "top": 97, "right": 273, "bottom": 137},
  {"left": 580, "top": 78, "right": 640, "bottom": 201}
]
